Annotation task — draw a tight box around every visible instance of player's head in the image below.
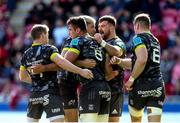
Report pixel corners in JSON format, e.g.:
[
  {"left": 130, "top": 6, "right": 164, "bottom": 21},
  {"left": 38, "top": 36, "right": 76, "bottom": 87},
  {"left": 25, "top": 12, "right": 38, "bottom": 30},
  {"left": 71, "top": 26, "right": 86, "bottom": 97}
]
[
  {"left": 133, "top": 13, "right": 151, "bottom": 34},
  {"left": 98, "top": 15, "right": 116, "bottom": 40},
  {"left": 31, "top": 24, "right": 49, "bottom": 44},
  {"left": 80, "top": 15, "right": 96, "bottom": 36},
  {"left": 67, "top": 16, "right": 87, "bottom": 38}
]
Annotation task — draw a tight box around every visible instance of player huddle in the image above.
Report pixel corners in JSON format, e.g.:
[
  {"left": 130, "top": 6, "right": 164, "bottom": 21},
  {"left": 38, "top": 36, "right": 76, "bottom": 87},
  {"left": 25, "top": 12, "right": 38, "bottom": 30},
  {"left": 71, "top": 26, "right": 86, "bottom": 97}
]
[{"left": 19, "top": 13, "right": 165, "bottom": 123}]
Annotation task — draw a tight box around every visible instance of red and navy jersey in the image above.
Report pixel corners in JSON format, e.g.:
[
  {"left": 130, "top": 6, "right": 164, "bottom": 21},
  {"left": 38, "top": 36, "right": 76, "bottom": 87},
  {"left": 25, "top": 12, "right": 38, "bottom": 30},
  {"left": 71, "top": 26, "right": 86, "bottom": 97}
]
[
  {"left": 131, "top": 33, "right": 162, "bottom": 79},
  {"left": 106, "top": 37, "right": 126, "bottom": 94},
  {"left": 20, "top": 44, "right": 59, "bottom": 94},
  {"left": 69, "top": 35, "right": 106, "bottom": 84}
]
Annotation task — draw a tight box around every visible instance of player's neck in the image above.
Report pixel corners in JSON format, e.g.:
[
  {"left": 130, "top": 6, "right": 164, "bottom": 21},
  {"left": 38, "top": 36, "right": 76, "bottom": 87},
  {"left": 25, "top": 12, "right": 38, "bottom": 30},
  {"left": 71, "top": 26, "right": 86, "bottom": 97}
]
[
  {"left": 33, "top": 39, "right": 45, "bottom": 45},
  {"left": 138, "top": 29, "right": 151, "bottom": 34},
  {"left": 79, "top": 32, "right": 88, "bottom": 37},
  {"left": 106, "top": 32, "right": 116, "bottom": 41}
]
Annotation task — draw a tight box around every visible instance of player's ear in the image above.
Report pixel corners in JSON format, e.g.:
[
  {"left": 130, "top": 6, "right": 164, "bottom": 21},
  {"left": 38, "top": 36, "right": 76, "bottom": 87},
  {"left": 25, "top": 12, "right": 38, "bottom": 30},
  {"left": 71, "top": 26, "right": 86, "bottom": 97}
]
[{"left": 76, "top": 28, "right": 80, "bottom": 34}]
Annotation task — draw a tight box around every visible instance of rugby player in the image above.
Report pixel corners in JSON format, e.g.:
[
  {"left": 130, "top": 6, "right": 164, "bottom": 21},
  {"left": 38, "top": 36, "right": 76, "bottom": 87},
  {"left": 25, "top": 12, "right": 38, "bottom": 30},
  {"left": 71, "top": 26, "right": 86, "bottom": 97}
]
[
  {"left": 65, "top": 16, "right": 111, "bottom": 122},
  {"left": 29, "top": 15, "right": 97, "bottom": 122},
  {"left": 19, "top": 24, "right": 93, "bottom": 122},
  {"left": 94, "top": 15, "right": 126, "bottom": 122},
  {"left": 110, "top": 13, "right": 165, "bottom": 122}
]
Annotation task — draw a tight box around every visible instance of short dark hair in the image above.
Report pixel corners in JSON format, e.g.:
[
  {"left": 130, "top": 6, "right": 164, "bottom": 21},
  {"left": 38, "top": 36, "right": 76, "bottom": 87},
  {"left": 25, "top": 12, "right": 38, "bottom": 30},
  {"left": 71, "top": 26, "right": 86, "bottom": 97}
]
[
  {"left": 31, "top": 24, "right": 49, "bottom": 40},
  {"left": 133, "top": 13, "right": 151, "bottom": 29},
  {"left": 67, "top": 16, "right": 87, "bottom": 32},
  {"left": 99, "top": 15, "right": 116, "bottom": 26}
]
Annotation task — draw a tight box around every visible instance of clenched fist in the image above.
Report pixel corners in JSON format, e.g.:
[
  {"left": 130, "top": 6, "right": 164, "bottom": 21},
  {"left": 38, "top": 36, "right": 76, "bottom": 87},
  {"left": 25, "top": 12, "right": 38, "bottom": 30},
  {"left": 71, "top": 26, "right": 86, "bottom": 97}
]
[
  {"left": 80, "top": 69, "right": 94, "bottom": 79},
  {"left": 94, "top": 33, "right": 103, "bottom": 44}
]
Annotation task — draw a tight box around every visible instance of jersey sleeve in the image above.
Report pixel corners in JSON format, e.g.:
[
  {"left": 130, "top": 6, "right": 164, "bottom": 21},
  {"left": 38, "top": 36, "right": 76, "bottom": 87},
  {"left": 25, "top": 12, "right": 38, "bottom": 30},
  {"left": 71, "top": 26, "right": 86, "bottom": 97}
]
[
  {"left": 115, "top": 39, "right": 126, "bottom": 52},
  {"left": 132, "top": 36, "right": 145, "bottom": 50},
  {"left": 20, "top": 54, "right": 27, "bottom": 70},
  {"left": 49, "top": 45, "right": 59, "bottom": 60},
  {"left": 62, "top": 38, "right": 71, "bottom": 51},
  {"left": 68, "top": 37, "right": 81, "bottom": 55}
]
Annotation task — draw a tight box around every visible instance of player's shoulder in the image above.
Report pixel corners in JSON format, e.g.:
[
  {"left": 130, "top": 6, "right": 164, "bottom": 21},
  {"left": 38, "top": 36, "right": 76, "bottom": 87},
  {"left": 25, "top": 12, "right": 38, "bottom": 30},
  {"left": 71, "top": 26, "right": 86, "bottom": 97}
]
[
  {"left": 70, "top": 37, "right": 80, "bottom": 46},
  {"left": 114, "top": 36, "right": 123, "bottom": 42},
  {"left": 132, "top": 34, "right": 144, "bottom": 46}
]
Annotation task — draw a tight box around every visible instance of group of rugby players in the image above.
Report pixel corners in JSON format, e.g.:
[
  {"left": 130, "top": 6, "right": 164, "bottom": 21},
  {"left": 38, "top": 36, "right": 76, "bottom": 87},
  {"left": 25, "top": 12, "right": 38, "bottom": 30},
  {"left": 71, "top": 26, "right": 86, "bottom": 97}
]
[{"left": 19, "top": 13, "right": 165, "bottom": 123}]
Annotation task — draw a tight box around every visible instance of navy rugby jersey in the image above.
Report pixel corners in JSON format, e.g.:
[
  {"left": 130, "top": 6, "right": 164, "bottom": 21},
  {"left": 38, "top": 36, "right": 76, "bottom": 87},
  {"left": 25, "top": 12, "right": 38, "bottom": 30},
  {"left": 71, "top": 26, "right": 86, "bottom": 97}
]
[
  {"left": 107, "top": 37, "right": 126, "bottom": 94},
  {"left": 58, "top": 38, "right": 78, "bottom": 84},
  {"left": 131, "top": 33, "right": 162, "bottom": 79},
  {"left": 69, "top": 35, "right": 106, "bottom": 84},
  {"left": 20, "top": 43, "right": 59, "bottom": 93}
]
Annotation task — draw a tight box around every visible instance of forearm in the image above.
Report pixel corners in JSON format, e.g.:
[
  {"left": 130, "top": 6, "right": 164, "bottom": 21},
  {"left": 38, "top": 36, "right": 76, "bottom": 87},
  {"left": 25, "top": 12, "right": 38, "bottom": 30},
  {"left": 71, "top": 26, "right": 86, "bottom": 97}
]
[
  {"left": 44, "top": 63, "right": 61, "bottom": 71},
  {"left": 19, "top": 71, "right": 32, "bottom": 83},
  {"left": 130, "top": 59, "right": 146, "bottom": 79},
  {"left": 53, "top": 54, "right": 83, "bottom": 75},
  {"left": 104, "top": 43, "right": 122, "bottom": 57},
  {"left": 119, "top": 58, "right": 132, "bottom": 70},
  {"left": 21, "top": 77, "right": 32, "bottom": 83},
  {"left": 74, "top": 60, "right": 84, "bottom": 67}
]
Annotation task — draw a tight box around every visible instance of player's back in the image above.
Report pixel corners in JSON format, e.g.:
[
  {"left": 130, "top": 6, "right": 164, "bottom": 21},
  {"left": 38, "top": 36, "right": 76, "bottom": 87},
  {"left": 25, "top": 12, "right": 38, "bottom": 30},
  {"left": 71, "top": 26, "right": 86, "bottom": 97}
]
[
  {"left": 132, "top": 33, "right": 162, "bottom": 79},
  {"left": 21, "top": 44, "right": 59, "bottom": 93}
]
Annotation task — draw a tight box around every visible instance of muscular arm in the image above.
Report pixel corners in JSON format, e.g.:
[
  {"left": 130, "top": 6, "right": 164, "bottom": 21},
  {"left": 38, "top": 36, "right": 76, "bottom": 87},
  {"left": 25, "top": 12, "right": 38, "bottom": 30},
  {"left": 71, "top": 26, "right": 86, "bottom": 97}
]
[
  {"left": 131, "top": 45, "right": 147, "bottom": 79},
  {"left": 19, "top": 66, "right": 32, "bottom": 83},
  {"left": 110, "top": 56, "right": 132, "bottom": 70},
  {"left": 119, "top": 58, "right": 132, "bottom": 70},
  {"left": 104, "top": 44, "right": 123, "bottom": 57},
  {"left": 51, "top": 53, "right": 82, "bottom": 74},
  {"left": 105, "top": 54, "right": 118, "bottom": 81},
  {"left": 42, "top": 48, "right": 70, "bottom": 71}
]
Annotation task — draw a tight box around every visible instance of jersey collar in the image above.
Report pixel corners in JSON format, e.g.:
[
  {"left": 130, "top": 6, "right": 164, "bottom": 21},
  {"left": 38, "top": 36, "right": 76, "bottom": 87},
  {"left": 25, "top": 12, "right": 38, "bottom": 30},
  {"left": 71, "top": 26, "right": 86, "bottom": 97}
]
[{"left": 32, "top": 43, "right": 42, "bottom": 46}]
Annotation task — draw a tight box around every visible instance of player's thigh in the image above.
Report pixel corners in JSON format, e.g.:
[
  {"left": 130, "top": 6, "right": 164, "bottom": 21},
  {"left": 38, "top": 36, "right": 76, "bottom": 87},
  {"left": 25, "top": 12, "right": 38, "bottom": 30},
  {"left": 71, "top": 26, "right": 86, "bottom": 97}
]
[
  {"left": 79, "top": 86, "right": 100, "bottom": 114},
  {"left": 44, "top": 94, "right": 64, "bottom": 122},
  {"left": 109, "top": 93, "right": 124, "bottom": 118},
  {"left": 59, "top": 82, "right": 78, "bottom": 109},
  {"left": 27, "top": 93, "right": 44, "bottom": 119},
  {"left": 128, "top": 89, "right": 146, "bottom": 120}
]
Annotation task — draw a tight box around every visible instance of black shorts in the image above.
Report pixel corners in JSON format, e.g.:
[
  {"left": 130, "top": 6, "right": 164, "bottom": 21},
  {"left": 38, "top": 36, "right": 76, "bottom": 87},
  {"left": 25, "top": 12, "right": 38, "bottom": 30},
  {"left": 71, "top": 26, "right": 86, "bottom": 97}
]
[
  {"left": 129, "top": 78, "right": 165, "bottom": 110},
  {"left": 109, "top": 93, "right": 124, "bottom": 117},
  {"left": 79, "top": 81, "right": 111, "bottom": 115},
  {"left": 27, "top": 92, "right": 64, "bottom": 119},
  {"left": 59, "top": 82, "right": 79, "bottom": 109}
]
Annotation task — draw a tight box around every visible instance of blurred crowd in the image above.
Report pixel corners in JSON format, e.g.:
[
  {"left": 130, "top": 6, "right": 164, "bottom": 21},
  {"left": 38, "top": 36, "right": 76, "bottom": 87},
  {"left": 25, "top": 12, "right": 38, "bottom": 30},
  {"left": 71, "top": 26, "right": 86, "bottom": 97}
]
[{"left": 0, "top": 0, "right": 180, "bottom": 109}]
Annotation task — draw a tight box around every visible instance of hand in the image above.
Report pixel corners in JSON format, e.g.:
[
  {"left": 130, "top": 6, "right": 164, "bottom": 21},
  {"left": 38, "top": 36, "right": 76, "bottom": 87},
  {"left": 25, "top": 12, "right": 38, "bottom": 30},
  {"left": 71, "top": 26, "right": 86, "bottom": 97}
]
[
  {"left": 105, "top": 70, "right": 119, "bottom": 81},
  {"left": 110, "top": 56, "right": 121, "bottom": 65},
  {"left": 125, "top": 78, "right": 134, "bottom": 91},
  {"left": 80, "top": 69, "right": 94, "bottom": 79},
  {"left": 94, "top": 33, "right": 103, "bottom": 44},
  {"left": 29, "top": 64, "right": 45, "bottom": 74},
  {"left": 81, "top": 59, "right": 96, "bottom": 68}
]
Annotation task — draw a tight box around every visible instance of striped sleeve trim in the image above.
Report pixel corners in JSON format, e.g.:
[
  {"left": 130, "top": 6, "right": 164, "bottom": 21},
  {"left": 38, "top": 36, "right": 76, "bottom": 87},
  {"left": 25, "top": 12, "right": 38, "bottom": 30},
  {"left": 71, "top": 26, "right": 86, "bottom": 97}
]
[
  {"left": 20, "top": 65, "right": 26, "bottom": 70},
  {"left": 68, "top": 48, "right": 80, "bottom": 55},
  {"left": 62, "top": 47, "right": 69, "bottom": 51},
  {"left": 50, "top": 52, "right": 59, "bottom": 60},
  {"left": 135, "top": 44, "right": 146, "bottom": 52}
]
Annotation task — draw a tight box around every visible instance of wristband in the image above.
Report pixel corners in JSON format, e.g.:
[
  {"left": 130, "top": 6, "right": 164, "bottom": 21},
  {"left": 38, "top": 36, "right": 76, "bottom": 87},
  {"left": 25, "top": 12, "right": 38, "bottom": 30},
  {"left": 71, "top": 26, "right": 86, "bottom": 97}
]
[
  {"left": 100, "top": 40, "right": 106, "bottom": 47},
  {"left": 117, "top": 58, "right": 121, "bottom": 64},
  {"left": 129, "top": 76, "right": 135, "bottom": 82}
]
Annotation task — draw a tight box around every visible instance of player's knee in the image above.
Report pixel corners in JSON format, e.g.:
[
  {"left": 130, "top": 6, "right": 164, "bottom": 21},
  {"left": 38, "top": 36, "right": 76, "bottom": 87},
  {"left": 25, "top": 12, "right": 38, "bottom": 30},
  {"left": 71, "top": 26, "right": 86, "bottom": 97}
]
[
  {"left": 80, "top": 113, "right": 98, "bottom": 122},
  {"left": 147, "top": 107, "right": 162, "bottom": 116},
  {"left": 128, "top": 105, "right": 144, "bottom": 118},
  {"left": 97, "top": 114, "right": 109, "bottom": 122},
  {"left": 109, "top": 116, "right": 120, "bottom": 122}
]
